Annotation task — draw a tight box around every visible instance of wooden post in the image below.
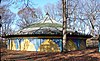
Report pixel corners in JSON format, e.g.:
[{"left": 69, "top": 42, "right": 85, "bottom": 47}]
[{"left": 62, "top": 0, "right": 67, "bottom": 52}]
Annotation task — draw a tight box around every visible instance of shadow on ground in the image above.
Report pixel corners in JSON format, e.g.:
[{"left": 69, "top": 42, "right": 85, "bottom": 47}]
[{"left": 0, "top": 41, "right": 100, "bottom": 61}]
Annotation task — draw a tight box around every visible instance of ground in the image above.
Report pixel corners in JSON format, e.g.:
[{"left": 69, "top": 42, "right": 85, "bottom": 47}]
[{"left": 0, "top": 41, "right": 100, "bottom": 61}]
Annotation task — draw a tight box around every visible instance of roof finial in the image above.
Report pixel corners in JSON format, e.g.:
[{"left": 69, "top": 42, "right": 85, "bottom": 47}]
[{"left": 46, "top": 12, "right": 49, "bottom": 16}]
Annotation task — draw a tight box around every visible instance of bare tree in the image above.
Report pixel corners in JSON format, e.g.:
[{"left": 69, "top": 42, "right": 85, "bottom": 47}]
[
  {"left": 14, "top": 0, "right": 42, "bottom": 29},
  {"left": 17, "top": 6, "right": 37, "bottom": 29},
  {"left": 0, "top": 5, "right": 16, "bottom": 35},
  {"left": 78, "top": 0, "right": 100, "bottom": 35},
  {"left": 45, "top": 0, "right": 79, "bottom": 29},
  {"left": 35, "top": 7, "right": 43, "bottom": 20},
  {"left": 44, "top": 3, "right": 58, "bottom": 20},
  {"left": 43, "top": 0, "right": 100, "bottom": 36},
  {"left": 44, "top": 1, "right": 64, "bottom": 22}
]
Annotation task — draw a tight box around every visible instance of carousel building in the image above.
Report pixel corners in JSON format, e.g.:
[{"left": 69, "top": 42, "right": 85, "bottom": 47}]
[{"left": 4, "top": 13, "right": 92, "bottom": 52}]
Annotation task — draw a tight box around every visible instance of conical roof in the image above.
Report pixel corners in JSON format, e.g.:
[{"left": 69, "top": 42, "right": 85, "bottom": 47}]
[
  {"left": 3, "top": 13, "right": 92, "bottom": 38},
  {"left": 16, "top": 13, "right": 62, "bottom": 35}
]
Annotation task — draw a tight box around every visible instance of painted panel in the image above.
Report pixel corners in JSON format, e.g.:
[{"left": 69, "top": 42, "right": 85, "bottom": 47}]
[
  {"left": 7, "top": 39, "right": 10, "bottom": 49},
  {"left": 8, "top": 38, "right": 62, "bottom": 52},
  {"left": 52, "top": 39, "right": 62, "bottom": 51},
  {"left": 14, "top": 38, "right": 19, "bottom": 50},
  {"left": 10, "top": 40, "right": 16, "bottom": 50},
  {"left": 79, "top": 40, "right": 86, "bottom": 50},
  {"left": 18, "top": 38, "right": 24, "bottom": 50},
  {"left": 29, "top": 38, "right": 41, "bottom": 51},
  {"left": 29, "top": 38, "right": 62, "bottom": 52},
  {"left": 72, "top": 39, "right": 86, "bottom": 50},
  {"left": 73, "top": 39, "right": 80, "bottom": 50},
  {"left": 19, "top": 38, "right": 36, "bottom": 51},
  {"left": 8, "top": 37, "right": 86, "bottom": 52},
  {"left": 66, "top": 39, "right": 77, "bottom": 51},
  {"left": 38, "top": 39, "right": 60, "bottom": 52}
]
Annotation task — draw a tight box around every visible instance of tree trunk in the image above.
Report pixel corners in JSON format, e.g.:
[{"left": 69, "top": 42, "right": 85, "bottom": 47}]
[
  {"left": 62, "top": 0, "right": 67, "bottom": 52},
  {"left": 98, "top": 35, "right": 100, "bottom": 52}
]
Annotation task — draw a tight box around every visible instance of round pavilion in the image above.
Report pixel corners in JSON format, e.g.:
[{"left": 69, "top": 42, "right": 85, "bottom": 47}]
[{"left": 4, "top": 13, "right": 92, "bottom": 52}]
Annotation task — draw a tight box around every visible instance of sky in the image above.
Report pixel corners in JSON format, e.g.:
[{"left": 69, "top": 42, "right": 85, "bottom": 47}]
[
  {"left": 35, "top": 0, "right": 59, "bottom": 7},
  {"left": 7, "top": 0, "right": 59, "bottom": 31},
  {"left": 9, "top": 0, "right": 59, "bottom": 14},
  {"left": 2, "top": 0, "right": 99, "bottom": 34},
  {"left": 2, "top": 0, "right": 90, "bottom": 34},
  {"left": 34, "top": 0, "right": 59, "bottom": 14}
]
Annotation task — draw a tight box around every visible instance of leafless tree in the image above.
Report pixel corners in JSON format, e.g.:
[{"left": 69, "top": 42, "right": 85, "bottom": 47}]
[
  {"left": 0, "top": 5, "right": 16, "bottom": 35},
  {"left": 44, "top": 2, "right": 63, "bottom": 22},
  {"left": 78, "top": 0, "right": 100, "bottom": 35},
  {"left": 46, "top": 0, "right": 100, "bottom": 35},
  {"left": 44, "top": 3, "right": 56, "bottom": 18},
  {"left": 35, "top": 7, "right": 43, "bottom": 20},
  {"left": 17, "top": 7, "right": 37, "bottom": 29},
  {"left": 58, "top": 0, "right": 100, "bottom": 35}
]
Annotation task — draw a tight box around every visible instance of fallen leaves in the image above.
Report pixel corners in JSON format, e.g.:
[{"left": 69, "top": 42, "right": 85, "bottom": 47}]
[{"left": 1, "top": 48, "right": 100, "bottom": 61}]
